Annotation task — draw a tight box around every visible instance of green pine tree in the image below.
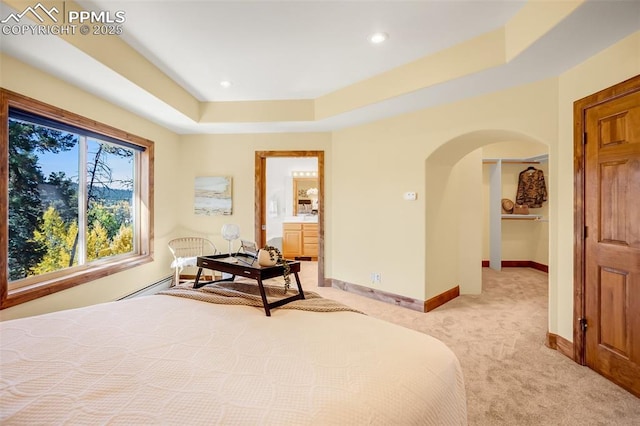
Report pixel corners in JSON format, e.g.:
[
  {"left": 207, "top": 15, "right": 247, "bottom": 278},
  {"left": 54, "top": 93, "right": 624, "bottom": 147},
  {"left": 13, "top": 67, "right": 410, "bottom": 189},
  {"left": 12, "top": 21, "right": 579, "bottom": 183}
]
[{"left": 8, "top": 120, "right": 77, "bottom": 280}]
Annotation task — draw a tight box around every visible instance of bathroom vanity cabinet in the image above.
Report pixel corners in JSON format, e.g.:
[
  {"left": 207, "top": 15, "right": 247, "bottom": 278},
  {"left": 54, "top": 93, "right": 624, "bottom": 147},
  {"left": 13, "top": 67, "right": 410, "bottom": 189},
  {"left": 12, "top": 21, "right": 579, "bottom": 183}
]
[{"left": 283, "top": 222, "right": 318, "bottom": 260}]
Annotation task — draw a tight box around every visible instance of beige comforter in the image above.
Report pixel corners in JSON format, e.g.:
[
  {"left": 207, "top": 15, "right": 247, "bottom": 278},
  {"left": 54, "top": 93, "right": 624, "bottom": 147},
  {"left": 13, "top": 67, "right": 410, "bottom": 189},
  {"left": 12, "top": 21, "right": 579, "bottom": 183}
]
[{"left": 1, "top": 293, "right": 467, "bottom": 425}]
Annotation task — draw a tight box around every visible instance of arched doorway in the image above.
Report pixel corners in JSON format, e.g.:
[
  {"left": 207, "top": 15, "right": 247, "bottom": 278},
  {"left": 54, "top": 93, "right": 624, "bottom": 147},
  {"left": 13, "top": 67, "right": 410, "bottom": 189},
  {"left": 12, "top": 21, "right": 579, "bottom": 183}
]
[{"left": 424, "top": 130, "right": 549, "bottom": 298}]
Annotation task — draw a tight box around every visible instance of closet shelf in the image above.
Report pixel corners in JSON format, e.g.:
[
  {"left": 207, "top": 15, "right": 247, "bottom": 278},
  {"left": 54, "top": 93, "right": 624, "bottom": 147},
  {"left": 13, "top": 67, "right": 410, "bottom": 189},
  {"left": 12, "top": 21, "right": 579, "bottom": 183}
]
[
  {"left": 487, "top": 154, "right": 548, "bottom": 271},
  {"left": 501, "top": 214, "right": 543, "bottom": 220}
]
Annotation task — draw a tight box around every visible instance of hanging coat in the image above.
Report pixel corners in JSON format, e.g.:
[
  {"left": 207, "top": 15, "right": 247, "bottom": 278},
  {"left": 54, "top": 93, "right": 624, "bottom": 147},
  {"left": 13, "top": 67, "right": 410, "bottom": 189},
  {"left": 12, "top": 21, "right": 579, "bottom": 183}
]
[{"left": 516, "top": 168, "right": 547, "bottom": 208}]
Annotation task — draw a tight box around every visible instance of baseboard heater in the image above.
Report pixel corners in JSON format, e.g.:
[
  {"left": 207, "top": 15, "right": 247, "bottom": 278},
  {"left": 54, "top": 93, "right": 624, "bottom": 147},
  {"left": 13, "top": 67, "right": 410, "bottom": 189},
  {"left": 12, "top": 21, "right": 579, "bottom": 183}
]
[{"left": 118, "top": 275, "right": 173, "bottom": 300}]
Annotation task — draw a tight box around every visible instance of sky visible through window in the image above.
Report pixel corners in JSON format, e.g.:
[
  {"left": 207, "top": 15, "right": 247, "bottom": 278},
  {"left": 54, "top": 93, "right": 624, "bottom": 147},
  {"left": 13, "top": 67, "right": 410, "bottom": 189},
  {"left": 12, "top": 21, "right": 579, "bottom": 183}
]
[
  {"left": 10, "top": 118, "right": 133, "bottom": 190},
  {"left": 37, "top": 139, "right": 133, "bottom": 190},
  {"left": 38, "top": 146, "right": 78, "bottom": 180}
]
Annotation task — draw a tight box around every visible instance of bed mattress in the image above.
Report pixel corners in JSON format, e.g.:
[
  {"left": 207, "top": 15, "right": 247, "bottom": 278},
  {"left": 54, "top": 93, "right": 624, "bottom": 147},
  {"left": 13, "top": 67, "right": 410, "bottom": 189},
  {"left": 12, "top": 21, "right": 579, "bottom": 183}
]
[{"left": 1, "top": 293, "right": 467, "bottom": 425}]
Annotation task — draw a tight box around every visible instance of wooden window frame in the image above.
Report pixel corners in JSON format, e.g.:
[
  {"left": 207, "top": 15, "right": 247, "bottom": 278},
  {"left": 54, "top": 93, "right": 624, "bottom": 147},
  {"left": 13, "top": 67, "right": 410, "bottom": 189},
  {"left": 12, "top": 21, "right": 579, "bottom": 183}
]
[{"left": 0, "top": 89, "right": 154, "bottom": 309}]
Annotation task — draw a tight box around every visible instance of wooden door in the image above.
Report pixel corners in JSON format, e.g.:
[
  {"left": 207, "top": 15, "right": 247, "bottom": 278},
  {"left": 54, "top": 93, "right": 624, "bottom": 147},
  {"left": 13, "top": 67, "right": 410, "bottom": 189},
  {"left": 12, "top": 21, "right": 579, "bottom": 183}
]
[{"left": 583, "top": 84, "right": 640, "bottom": 397}]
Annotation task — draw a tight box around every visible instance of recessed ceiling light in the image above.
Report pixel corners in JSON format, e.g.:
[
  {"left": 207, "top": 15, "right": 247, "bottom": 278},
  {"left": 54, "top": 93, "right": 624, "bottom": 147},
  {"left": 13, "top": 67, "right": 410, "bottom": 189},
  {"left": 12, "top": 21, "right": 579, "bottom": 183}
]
[
  {"left": 369, "top": 32, "right": 389, "bottom": 44},
  {"left": 220, "top": 80, "right": 232, "bottom": 88}
]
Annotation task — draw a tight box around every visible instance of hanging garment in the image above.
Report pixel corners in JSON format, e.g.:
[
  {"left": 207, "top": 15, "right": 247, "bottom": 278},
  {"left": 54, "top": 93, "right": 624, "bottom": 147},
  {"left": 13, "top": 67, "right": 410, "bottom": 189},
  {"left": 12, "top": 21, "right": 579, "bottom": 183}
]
[{"left": 516, "top": 167, "right": 547, "bottom": 208}]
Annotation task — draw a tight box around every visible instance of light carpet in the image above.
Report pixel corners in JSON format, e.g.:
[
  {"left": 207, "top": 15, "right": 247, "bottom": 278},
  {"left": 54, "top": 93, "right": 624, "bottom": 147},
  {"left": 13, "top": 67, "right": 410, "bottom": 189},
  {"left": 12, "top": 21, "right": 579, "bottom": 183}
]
[{"left": 302, "top": 265, "right": 640, "bottom": 425}]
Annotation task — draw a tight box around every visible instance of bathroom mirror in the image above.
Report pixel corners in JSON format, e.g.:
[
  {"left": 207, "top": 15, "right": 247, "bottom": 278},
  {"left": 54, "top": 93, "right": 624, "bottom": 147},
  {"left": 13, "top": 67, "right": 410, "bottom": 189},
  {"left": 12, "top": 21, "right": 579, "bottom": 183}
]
[{"left": 293, "top": 177, "right": 318, "bottom": 215}]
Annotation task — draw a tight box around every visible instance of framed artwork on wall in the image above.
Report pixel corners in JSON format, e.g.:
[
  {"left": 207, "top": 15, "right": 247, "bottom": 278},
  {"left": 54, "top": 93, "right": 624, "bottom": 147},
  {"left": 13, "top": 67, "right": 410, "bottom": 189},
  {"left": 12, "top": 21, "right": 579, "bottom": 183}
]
[{"left": 194, "top": 176, "right": 232, "bottom": 215}]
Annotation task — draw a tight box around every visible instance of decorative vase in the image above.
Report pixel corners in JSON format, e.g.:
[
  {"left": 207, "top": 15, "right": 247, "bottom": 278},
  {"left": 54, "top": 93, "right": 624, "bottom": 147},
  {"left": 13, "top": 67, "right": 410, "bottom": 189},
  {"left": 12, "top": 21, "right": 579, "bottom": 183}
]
[{"left": 257, "top": 249, "right": 277, "bottom": 267}]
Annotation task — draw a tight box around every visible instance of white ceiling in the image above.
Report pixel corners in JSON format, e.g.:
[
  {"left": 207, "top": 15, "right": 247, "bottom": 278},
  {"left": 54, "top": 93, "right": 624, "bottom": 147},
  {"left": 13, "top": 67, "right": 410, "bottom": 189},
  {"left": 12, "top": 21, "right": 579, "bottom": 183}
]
[
  {"left": 1, "top": 0, "right": 639, "bottom": 134},
  {"left": 102, "top": 0, "right": 527, "bottom": 101}
]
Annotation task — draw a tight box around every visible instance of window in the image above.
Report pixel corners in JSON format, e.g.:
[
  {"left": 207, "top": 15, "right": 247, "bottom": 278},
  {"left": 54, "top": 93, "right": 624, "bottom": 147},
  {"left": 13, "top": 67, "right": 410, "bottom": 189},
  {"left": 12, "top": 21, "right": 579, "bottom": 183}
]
[{"left": 1, "top": 89, "right": 154, "bottom": 309}]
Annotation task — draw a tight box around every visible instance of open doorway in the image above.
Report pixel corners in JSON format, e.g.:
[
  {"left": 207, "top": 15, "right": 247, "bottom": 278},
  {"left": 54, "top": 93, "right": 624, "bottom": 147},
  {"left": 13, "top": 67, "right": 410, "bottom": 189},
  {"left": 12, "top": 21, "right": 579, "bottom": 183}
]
[
  {"left": 254, "top": 151, "right": 326, "bottom": 287},
  {"left": 425, "top": 130, "right": 549, "bottom": 297},
  {"left": 481, "top": 141, "right": 549, "bottom": 273}
]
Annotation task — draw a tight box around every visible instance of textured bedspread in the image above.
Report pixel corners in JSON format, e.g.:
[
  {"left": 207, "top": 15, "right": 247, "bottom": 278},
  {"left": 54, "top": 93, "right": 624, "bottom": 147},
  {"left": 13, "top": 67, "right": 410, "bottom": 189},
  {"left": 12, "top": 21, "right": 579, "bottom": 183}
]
[
  {"left": 1, "top": 294, "right": 467, "bottom": 425},
  {"left": 158, "top": 281, "right": 364, "bottom": 314}
]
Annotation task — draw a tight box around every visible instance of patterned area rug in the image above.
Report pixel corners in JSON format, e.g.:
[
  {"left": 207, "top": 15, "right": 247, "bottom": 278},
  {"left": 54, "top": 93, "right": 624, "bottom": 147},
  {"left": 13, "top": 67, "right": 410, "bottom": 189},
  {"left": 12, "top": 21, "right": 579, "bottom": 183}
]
[{"left": 158, "top": 281, "right": 364, "bottom": 314}]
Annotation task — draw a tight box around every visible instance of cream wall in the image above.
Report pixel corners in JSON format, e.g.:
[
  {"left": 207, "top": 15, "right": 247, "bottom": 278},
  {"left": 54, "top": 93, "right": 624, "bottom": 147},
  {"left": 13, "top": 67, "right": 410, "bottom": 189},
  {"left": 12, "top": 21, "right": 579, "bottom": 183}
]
[
  {"left": 332, "top": 78, "right": 558, "bottom": 301},
  {"left": 455, "top": 149, "right": 483, "bottom": 295},
  {"left": 0, "top": 55, "right": 182, "bottom": 320},
  {"left": 175, "top": 134, "right": 332, "bottom": 262}
]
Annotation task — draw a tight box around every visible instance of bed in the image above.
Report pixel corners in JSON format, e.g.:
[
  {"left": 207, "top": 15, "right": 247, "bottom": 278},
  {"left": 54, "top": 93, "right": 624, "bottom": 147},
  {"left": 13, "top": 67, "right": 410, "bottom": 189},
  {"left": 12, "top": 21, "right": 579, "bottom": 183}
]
[{"left": 0, "top": 284, "right": 467, "bottom": 425}]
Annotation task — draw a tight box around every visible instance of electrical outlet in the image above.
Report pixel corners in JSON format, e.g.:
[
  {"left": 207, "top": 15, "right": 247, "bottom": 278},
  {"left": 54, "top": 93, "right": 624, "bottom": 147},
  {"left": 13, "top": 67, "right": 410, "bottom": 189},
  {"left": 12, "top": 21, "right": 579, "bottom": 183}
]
[
  {"left": 371, "top": 272, "right": 381, "bottom": 284},
  {"left": 403, "top": 191, "right": 417, "bottom": 201}
]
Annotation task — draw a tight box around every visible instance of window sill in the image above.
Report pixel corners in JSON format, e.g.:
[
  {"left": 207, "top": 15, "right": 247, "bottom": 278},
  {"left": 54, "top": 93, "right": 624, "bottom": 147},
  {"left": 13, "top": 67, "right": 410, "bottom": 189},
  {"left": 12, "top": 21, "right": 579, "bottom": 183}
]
[{"left": 1, "top": 254, "right": 153, "bottom": 309}]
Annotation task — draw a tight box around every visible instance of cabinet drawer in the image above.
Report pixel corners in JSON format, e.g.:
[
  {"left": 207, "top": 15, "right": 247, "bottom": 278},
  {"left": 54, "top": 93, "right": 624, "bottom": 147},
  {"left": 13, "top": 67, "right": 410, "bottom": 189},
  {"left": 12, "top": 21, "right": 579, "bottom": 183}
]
[
  {"left": 303, "top": 236, "right": 318, "bottom": 245},
  {"left": 302, "top": 223, "right": 318, "bottom": 232},
  {"left": 303, "top": 243, "right": 318, "bottom": 257}
]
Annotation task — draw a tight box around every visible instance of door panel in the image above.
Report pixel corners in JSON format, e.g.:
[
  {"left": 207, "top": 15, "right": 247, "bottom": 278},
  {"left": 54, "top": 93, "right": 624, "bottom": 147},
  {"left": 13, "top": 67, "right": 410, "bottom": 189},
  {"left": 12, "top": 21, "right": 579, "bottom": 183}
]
[
  {"left": 283, "top": 226, "right": 302, "bottom": 258},
  {"left": 584, "top": 89, "right": 640, "bottom": 397},
  {"left": 599, "top": 161, "right": 629, "bottom": 244},
  {"left": 598, "top": 267, "right": 628, "bottom": 357}
]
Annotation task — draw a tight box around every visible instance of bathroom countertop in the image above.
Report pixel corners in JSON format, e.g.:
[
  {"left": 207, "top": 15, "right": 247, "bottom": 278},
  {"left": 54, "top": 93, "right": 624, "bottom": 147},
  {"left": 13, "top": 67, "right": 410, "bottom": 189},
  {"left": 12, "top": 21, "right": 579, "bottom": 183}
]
[{"left": 283, "top": 216, "right": 318, "bottom": 223}]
